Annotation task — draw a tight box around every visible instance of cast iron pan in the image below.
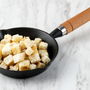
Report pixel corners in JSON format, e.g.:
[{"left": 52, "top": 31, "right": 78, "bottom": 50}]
[{"left": 0, "top": 8, "right": 90, "bottom": 78}]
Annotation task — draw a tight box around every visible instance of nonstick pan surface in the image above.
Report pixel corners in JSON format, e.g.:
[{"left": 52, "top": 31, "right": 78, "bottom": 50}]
[{"left": 0, "top": 8, "right": 90, "bottom": 78}]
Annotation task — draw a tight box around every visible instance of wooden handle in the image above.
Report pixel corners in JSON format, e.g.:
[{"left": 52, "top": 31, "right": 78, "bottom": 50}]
[{"left": 61, "top": 8, "right": 90, "bottom": 34}]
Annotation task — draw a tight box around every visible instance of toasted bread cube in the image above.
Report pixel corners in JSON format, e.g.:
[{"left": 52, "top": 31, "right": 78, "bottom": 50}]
[
  {"left": 31, "top": 45, "right": 38, "bottom": 54},
  {"left": 0, "top": 60, "right": 2, "bottom": 64},
  {"left": 34, "top": 38, "right": 42, "bottom": 48},
  {"left": 31, "top": 40, "right": 35, "bottom": 44},
  {"left": 1, "top": 39, "right": 6, "bottom": 44},
  {"left": 4, "top": 55, "right": 14, "bottom": 66},
  {"left": 19, "top": 41, "right": 26, "bottom": 50},
  {"left": 0, "top": 61, "right": 8, "bottom": 69},
  {"left": 0, "top": 44, "right": 4, "bottom": 60},
  {"left": 4, "top": 34, "right": 11, "bottom": 39},
  {"left": 13, "top": 53, "right": 25, "bottom": 63},
  {"left": 24, "top": 36, "right": 30, "bottom": 40},
  {"left": 24, "top": 38, "right": 33, "bottom": 48},
  {"left": 12, "top": 42, "right": 18, "bottom": 45},
  {"left": 29, "top": 53, "right": 41, "bottom": 64},
  {"left": 1, "top": 34, "right": 12, "bottom": 44},
  {"left": 11, "top": 44, "right": 21, "bottom": 55},
  {"left": 0, "top": 44, "right": 4, "bottom": 49},
  {"left": 39, "top": 50, "right": 48, "bottom": 57},
  {"left": 0, "top": 51, "right": 2, "bottom": 60},
  {"left": 25, "top": 47, "right": 34, "bottom": 56},
  {"left": 9, "top": 63, "right": 19, "bottom": 71},
  {"left": 19, "top": 60, "right": 30, "bottom": 71},
  {"left": 29, "top": 64, "right": 37, "bottom": 70},
  {"left": 41, "top": 55, "right": 50, "bottom": 64},
  {"left": 12, "top": 34, "right": 23, "bottom": 42},
  {"left": 39, "top": 42, "right": 48, "bottom": 50},
  {"left": 22, "top": 49, "right": 27, "bottom": 53},
  {"left": 4, "top": 34, "right": 12, "bottom": 43},
  {"left": 37, "top": 62, "right": 45, "bottom": 68},
  {"left": 2, "top": 43, "right": 12, "bottom": 56}
]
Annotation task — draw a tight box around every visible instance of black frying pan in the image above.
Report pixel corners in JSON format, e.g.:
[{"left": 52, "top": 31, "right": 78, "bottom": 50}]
[{"left": 0, "top": 8, "right": 90, "bottom": 78}]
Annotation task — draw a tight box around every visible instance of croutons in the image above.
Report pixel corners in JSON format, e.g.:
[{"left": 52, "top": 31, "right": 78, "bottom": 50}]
[
  {"left": 19, "top": 60, "right": 30, "bottom": 71},
  {"left": 25, "top": 47, "right": 34, "bottom": 56},
  {"left": 34, "top": 38, "right": 42, "bottom": 48},
  {"left": 39, "top": 42, "right": 48, "bottom": 50},
  {"left": 0, "top": 60, "right": 2, "bottom": 64},
  {"left": 13, "top": 53, "right": 25, "bottom": 63},
  {"left": 39, "top": 50, "right": 48, "bottom": 57},
  {"left": 1, "top": 39, "right": 6, "bottom": 44},
  {"left": 24, "top": 38, "right": 33, "bottom": 48},
  {"left": 29, "top": 64, "right": 37, "bottom": 70},
  {"left": 1, "top": 34, "right": 12, "bottom": 44},
  {"left": 31, "top": 45, "right": 38, "bottom": 54},
  {"left": 19, "top": 41, "right": 26, "bottom": 50},
  {"left": 4, "top": 55, "right": 14, "bottom": 66},
  {"left": 12, "top": 34, "right": 23, "bottom": 42},
  {"left": 37, "top": 62, "right": 45, "bottom": 68},
  {"left": 0, "top": 34, "right": 51, "bottom": 71},
  {"left": 0, "top": 44, "right": 4, "bottom": 60},
  {"left": 9, "top": 63, "right": 19, "bottom": 71},
  {"left": 11, "top": 44, "right": 21, "bottom": 55},
  {"left": 24, "top": 36, "right": 30, "bottom": 40},
  {"left": 2, "top": 43, "right": 12, "bottom": 56},
  {"left": 0, "top": 61, "right": 8, "bottom": 69},
  {"left": 41, "top": 55, "right": 50, "bottom": 64},
  {"left": 4, "top": 34, "right": 12, "bottom": 43},
  {"left": 29, "top": 53, "right": 41, "bottom": 64}
]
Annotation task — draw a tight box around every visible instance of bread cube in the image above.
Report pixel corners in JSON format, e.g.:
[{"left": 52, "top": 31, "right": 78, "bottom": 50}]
[
  {"left": 29, "top": 53, "right": 41, "bottom": 64},
  {"left": 34, "top": 38, "right": 42, "bottom": 48},
  {"left": 12, "top": 34, "right": 23, "bottom": 42},
  {"left": 0, "top": 60, "right": 2, "bottom": 64},
  {"left": 4, "top": 34, "right": 12, "bottom": 43},
  {"left": 37, "top": 62, "right": 45, "bottom": 68},
  {"left": 0, "top": 44, "right": 4, "bottom": 60},
  {"left": 41, "top": 55, "right": 50, "bottom": 64},
  {"left": 19, "top": 60, "right": 30, "bottom": 71},
  {"left": 0, "top": 51, "right": 2, "bottom": 60},
  {"left": 39, "top": 42, "right": 48, "bottom": 50},
  {"left": 12, "top": 42, "right": 18, "bottom": 45},
  {"left": 1, "top": 39, "right": 6, "bottom": 44},
  {"left": 2, "top": 43, "right": 12, "bottom": 56},
  {"left": 25, "top": 47, "right": 34, "bottom": 56},
  {"left": 39, "top": 50, "right": 48, "bottom": 57},
  {"left": 31, "top": 40, "right": 35, "bottom": 44},
  {"left": 29, "top": 64, "right": 37, "bottom": 70},
  {"left": 11, "top": 44, "right": 21, "bottom": 55},
  {"left": 24, "top": 38, "right": 33, "bottom": 48},
  {"left": 0, "top": 44, "right": 4, "bottom": 49},
  {"left": 0, "top": 61, "right": 8, "bottom": 69},
  {"left": 31, "top": 45, "right": 38, "bottom": 54},
  {"left": 19, "top": 41, "right": 26, "bottom": 50},
  {"left": 4, "top": 55, "right": 14, "bottom": 66},
  {"left": 13, "top": 53, "right": 25, "bottom": 63},
  {"left": 9, "top": 63, "right": 19, "bottom": 71},
  {"left": 24, "top": 36, "right": 30, "bottom": 40},
  {"left": 1, "top": 34, "right": 12, "bottom": 44}
]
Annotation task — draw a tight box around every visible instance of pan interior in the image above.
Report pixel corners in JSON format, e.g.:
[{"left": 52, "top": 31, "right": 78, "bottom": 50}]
[{"left": 6, "top": 27, "right": 58, "bottom": 63}]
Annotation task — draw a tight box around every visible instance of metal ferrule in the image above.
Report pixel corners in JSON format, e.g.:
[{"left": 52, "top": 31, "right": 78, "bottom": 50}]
[{"left": 57, "top": 25, "right": 67, "bottom": 36}]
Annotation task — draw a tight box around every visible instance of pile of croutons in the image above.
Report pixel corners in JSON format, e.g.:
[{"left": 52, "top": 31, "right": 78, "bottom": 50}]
[{"left": 0, "top": 34, "right": 50, "bottom": 71}]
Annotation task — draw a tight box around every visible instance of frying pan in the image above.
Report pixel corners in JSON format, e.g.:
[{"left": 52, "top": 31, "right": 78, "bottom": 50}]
[{"left": 0, "top": 8, "right": 90, "bottom": 78}]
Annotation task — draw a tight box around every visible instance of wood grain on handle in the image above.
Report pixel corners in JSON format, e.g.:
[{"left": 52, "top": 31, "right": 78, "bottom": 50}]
[{"left": 61, "top": 7, "right": 90, "bottom": 34}]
